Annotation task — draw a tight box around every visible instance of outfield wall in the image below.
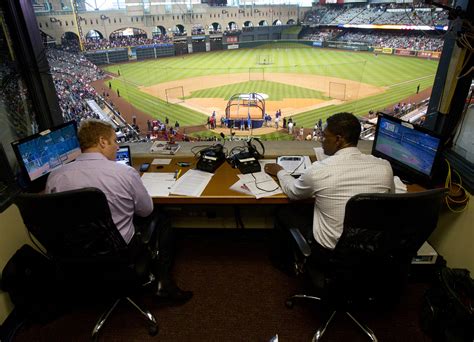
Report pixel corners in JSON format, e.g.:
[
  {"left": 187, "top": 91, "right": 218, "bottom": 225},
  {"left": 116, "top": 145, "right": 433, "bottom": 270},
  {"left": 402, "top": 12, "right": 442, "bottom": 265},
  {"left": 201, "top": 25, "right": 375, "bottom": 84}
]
[{"left": 84, "top": 36, "right": 440, "bottom": 66}]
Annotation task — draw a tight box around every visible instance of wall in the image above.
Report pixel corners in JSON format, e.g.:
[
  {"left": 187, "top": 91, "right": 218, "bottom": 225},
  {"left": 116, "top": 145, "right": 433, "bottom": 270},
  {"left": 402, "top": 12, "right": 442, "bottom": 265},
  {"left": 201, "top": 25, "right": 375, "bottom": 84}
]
[
  {"left": 0, "top": 204, "right": 31, "bottom": 324},
  {"left": 429, "top": 191, "right": 474, "bottom": 273}
]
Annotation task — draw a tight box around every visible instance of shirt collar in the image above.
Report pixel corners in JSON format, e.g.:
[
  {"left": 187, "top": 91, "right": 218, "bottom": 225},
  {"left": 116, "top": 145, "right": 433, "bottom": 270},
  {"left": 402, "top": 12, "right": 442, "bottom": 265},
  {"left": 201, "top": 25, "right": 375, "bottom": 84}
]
[
  {"left": 76, "top": 152, "right": 108, "bottom": 161},
  {"left": 334, "top": 146, "right": 361, "bottom": 156}
]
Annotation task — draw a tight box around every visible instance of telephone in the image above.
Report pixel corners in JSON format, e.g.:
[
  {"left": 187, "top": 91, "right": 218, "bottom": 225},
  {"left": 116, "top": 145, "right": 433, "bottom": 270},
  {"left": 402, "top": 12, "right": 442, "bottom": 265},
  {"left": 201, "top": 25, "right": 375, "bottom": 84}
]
[
  {"left": 196, "top": 144, "right": 226, "bottom": 173},
  {"left": 228, "top": 138, "right": 265, "bottom": 174}
]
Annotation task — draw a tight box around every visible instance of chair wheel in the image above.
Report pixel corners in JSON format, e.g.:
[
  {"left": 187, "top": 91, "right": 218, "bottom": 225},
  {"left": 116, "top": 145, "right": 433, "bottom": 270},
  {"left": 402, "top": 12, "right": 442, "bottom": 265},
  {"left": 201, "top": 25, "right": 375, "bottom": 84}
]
[
  {"left": 148, "top": 325, "right": 159, "bottom": 336},
  {"left": 285, "top": 300, "right": 294, "bottom": 308}
]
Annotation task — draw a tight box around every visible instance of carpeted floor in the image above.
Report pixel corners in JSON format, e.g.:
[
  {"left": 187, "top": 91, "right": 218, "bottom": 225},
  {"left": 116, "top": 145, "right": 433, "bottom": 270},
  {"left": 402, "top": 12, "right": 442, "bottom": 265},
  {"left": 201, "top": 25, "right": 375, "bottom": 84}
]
[{"left": 12, "top": 230, "right": 432, "bottom": 342}]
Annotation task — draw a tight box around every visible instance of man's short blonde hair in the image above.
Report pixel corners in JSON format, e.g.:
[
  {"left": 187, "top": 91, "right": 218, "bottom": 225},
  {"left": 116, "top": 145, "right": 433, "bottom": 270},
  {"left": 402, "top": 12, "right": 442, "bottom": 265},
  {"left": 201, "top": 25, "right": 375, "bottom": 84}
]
[{"left": 78, "top": 119, "right": 115, "bottom": 151}]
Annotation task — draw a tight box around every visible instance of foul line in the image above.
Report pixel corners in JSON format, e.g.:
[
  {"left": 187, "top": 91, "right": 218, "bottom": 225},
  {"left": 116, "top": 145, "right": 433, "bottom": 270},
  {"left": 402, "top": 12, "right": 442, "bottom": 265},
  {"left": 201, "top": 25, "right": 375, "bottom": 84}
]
[{"left": 388, "top": 74, "right": 434, "bottom": 88}]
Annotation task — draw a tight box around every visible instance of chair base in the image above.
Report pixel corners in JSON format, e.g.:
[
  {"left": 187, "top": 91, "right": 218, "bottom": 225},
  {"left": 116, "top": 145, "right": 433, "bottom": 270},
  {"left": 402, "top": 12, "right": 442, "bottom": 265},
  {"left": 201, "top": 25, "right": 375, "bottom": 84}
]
[
  {"left": 91, "top": 296, "right": 158, "bottom": 340},
  {"left": 286, "top": 294, "right": 378, "bottom": 342}
]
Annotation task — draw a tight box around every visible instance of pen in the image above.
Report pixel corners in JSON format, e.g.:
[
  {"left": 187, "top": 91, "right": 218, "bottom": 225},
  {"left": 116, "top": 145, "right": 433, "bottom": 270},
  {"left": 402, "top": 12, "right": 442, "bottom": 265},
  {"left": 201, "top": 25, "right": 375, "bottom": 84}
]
[{"left": 176, "top": 169, "right": 182, "bottom": 180}]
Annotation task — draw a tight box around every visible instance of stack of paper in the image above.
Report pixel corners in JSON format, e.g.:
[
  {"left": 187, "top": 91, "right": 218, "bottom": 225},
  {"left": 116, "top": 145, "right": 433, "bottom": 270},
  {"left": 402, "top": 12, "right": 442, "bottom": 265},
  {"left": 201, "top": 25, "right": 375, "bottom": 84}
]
[
  {"left": 141, "top": 172, "right": 176, "bottom": 197},
  {"left": 170, "top": 169, "right": 213, "bottom": 197},
  {"left": 230, "top": 172, "right": 282, "bottom": 199}
]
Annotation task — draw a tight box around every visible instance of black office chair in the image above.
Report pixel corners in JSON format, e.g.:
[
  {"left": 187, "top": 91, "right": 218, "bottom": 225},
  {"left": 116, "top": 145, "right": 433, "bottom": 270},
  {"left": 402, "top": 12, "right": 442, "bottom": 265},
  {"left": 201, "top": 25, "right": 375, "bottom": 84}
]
[
  {"left": 14, "top": 188, "right": 159, "bottom": 340},
  {"left": 285, "top": 188, "right": 447, "bottom": 341}
]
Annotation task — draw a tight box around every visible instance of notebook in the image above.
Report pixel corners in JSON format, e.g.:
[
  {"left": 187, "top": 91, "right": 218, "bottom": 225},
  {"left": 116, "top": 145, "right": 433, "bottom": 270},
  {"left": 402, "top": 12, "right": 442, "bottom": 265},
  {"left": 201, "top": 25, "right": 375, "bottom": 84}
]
[{"left": 116, "top": 146, "right": 132, "bottom": 166}]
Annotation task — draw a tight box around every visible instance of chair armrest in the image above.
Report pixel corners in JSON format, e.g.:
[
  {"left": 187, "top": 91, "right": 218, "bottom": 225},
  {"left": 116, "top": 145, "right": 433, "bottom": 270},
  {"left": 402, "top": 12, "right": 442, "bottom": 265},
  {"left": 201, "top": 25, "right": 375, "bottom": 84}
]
[{"left": 289, "top": 228, "right": 312, "bottom": 257}]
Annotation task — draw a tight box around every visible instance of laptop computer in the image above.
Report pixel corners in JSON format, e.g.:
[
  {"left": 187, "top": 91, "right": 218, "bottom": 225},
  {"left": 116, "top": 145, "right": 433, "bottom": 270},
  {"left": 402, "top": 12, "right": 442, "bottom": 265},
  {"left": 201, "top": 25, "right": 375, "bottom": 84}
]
[{"left": 116, "top": 145, "right": 132, "bottom": 166}]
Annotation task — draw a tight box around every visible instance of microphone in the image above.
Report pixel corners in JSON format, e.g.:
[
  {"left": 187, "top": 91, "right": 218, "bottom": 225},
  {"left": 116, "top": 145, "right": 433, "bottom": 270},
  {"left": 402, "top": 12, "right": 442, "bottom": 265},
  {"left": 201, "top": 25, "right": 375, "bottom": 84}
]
[{"left": 220, "top": 132, "right": 226, "bottom": 146}]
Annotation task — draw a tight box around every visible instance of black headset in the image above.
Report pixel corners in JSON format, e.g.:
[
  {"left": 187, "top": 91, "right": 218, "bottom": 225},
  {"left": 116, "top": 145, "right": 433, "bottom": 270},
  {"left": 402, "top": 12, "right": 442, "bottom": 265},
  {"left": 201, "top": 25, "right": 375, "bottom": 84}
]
[
  {"left": 227, "top": 137, "right": 265, "bottom": 168},
  {"left": 246, "top": 138, "right": 265, "bottom": 160}
]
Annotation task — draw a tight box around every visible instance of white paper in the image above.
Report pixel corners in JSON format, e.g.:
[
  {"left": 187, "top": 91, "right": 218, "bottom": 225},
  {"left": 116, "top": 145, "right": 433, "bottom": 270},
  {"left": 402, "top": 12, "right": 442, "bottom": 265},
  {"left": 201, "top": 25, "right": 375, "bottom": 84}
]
[
  {"left": 229, "top": 180, "right": 253, "bottom": 195},
  {"left": 170, "top": 169, "right": 213, "bottom": 197},
  {"left": 314, "top": 147, "right": 330, "bottom": 161},
  {"left": 151, "top": 158, "right": 172, "bottom": 165},
  {"left": 238, "top": 172, "right": 283, "bottom": 199},
  {"left": 276, "top": 156, "right": 311, "bottom": 175},
  {"left": 141, "top": 172, "right": 176, "bottom": 197}
]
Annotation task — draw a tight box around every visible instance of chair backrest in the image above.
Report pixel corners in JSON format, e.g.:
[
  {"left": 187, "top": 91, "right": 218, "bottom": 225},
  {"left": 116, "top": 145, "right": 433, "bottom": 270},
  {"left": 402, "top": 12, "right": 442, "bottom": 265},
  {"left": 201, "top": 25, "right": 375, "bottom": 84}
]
[
  {"left": 14, "top": 187, "right": 127, "bottom": 259},
  {"left": 14, "top": 188, "right": 135, "bottom": 300},
  {"left": 329, "top": 188, "right": 447, "bottom": 304}
]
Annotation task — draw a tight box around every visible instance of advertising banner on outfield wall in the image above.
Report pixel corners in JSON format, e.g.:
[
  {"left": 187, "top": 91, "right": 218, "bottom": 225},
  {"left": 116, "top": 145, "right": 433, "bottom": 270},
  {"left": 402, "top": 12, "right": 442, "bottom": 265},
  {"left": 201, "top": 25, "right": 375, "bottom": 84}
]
[
  {"left": 227, "top": 44, "right": 239, "bottom": 50},
  {"left": 394, "top": 49, "right": 416, "bottom": 56},
  {"left": 382, "top": 47, "right": 393, "bottom": 54},
  {"left": 326, "top": 41, "right": 368, "bottom": 51},
  {"left": 312, "top": 41, "right": 323, "bottom": 47},
  {"left": 417, "top": 51, "right": 441, "bottom": 59}
]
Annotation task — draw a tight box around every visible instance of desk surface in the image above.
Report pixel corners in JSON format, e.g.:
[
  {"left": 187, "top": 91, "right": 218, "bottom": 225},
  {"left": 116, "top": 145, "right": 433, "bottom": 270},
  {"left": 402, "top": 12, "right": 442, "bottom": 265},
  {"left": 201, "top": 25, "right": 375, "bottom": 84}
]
[
  {"left": 135, "top": 156, "right": 290, "bottom": 204},
  {"left": 134, "top": 156, "right": 425, "bottom": 205}
]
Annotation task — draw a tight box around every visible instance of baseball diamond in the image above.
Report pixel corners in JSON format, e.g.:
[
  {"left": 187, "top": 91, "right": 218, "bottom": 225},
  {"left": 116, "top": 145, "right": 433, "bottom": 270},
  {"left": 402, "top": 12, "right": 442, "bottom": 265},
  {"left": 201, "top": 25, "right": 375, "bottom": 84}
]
[{"left": 103, "top": 44, "right": 438, "bottom": 131}]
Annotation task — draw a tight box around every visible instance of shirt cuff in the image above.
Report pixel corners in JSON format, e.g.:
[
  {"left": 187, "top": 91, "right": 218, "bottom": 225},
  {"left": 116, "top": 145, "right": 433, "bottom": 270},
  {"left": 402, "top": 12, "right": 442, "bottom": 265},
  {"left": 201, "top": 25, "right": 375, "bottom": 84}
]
[{"left": 277, "top": 169, "right": 289, "bottom": 178}]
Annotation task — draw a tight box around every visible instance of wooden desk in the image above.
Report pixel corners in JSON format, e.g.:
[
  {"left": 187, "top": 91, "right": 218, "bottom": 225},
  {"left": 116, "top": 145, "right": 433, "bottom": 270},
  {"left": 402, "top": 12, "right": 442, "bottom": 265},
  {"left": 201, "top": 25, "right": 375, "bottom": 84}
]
[
  {"left": 134, "top": 156, "right": 289, "bottom": 204},
  {"left": 134, "top": 157, "right": 424, "bottom": 205}
]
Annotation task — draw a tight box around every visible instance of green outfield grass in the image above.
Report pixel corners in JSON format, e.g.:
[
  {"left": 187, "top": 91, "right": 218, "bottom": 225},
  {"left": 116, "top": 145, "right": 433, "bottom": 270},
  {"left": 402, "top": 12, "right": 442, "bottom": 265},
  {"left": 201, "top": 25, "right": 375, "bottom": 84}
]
[
  {"left": 104, "top": 44, "right": 438, "bottom": 128},
  {"left": 185, "top": 80, "right": 329, "bottom": 100}
]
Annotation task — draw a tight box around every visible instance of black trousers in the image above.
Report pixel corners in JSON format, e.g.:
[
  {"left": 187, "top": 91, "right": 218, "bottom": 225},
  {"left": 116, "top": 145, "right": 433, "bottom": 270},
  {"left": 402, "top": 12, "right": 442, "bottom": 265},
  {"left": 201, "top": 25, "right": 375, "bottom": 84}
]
[
  {"left": 271, "top": 203, "right": 333, "bottom": 271},
  {"left": 131, "top": 208, "right": 175, "bottom": 281}
]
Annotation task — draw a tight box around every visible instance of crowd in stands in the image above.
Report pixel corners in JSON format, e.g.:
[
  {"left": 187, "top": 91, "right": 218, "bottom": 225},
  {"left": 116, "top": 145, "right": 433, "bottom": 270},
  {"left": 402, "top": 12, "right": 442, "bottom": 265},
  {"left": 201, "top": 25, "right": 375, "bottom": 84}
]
[
  {"left": 191, "top": 25, "right": 206, "bottom": 35},
  {"left": 301, "top": 27, "right": 444, "bottom": 51},
  {"left": 304, "top": 4, "right": 449, "bottom": 27},
  {"left": 47, "top": 49, "right": 104, "bottom": 122},
  {"left": 336, "top": 30, "right": 445, "bottom": 51},
  {"left": 0, "top": 62, "right": 35, "bottom": 137},
  {"left": 46, "top": 48, "right": 141, "bottom": 142},
  {"left": 301, "top": 29, "right": 342, "bottom": 42},
  {"left": 84, "top": 34, "right": 171, "bottom": 51}
]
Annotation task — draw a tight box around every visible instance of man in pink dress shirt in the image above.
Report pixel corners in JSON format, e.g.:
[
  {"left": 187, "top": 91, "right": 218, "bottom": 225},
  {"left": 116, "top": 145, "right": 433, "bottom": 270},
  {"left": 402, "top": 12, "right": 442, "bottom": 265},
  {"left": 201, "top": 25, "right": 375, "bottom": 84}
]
[{"left": 46, "top": 119, "right": 192, "bottom": 303}]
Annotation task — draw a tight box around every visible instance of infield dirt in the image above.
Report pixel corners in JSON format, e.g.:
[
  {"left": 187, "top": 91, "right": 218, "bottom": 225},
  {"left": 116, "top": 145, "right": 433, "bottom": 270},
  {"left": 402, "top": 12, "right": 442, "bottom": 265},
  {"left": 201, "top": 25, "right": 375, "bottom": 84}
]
[{"left": 140, "top": 73, "right": 385, "bottom": 118}]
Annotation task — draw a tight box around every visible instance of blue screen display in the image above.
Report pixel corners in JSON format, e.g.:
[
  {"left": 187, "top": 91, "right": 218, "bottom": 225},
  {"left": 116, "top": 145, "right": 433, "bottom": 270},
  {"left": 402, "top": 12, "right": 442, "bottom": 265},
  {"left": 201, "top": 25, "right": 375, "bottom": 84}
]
[
  {"left": 374, "top": 116, "right": 441, "bottom": 176},
  {"left": 13, "top": 122, "right": 81, "bottom": 181}
]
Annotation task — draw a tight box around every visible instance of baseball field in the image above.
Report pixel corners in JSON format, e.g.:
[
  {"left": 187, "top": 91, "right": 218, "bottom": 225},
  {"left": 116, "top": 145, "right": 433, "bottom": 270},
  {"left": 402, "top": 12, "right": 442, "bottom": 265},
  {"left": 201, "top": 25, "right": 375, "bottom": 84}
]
[{"left": 103, "top": 43, "right": 439, "bottom": 131}]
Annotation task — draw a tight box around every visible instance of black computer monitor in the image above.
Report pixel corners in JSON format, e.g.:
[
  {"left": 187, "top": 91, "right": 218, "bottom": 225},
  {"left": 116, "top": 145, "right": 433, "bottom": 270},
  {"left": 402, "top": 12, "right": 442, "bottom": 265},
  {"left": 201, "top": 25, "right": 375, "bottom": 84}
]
[
  {"left": 11, "top": 121, "right": 81, "bottom": 185},
  {"left": 372, "top": 113, "right": 443, "bottom": 186}
]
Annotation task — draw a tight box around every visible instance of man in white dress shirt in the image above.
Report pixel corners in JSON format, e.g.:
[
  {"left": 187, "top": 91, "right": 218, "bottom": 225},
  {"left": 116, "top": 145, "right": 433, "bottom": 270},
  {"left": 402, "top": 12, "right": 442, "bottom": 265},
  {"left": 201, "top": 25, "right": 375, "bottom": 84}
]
[{"left": 265, "top": 112, "right": 394, "bottom": 270}]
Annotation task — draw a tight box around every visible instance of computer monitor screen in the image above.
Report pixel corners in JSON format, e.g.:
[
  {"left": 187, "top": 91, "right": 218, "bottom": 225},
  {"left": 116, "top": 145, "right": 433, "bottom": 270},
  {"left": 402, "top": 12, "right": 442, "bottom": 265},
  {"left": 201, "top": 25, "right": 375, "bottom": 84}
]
[
  {"left": 372, "top": 114, "right": 443, "bottom": 184},
  {"left": 116, "top": 146, "right": 131, "bottom": 166},
  {"left": 11, "top": 121, "right": 81, "bottom": 182}
]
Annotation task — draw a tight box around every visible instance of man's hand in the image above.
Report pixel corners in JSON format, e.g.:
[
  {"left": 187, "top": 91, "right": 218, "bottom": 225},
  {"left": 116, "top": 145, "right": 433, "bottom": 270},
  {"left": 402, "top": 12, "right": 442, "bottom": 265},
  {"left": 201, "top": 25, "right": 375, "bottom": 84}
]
[{"left": 264, "top": 163, "right": 284, "bottom": 177}]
